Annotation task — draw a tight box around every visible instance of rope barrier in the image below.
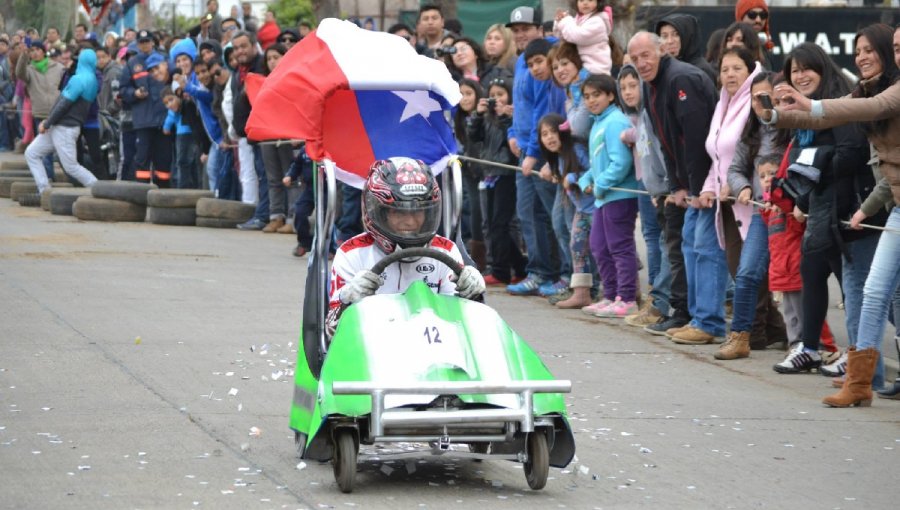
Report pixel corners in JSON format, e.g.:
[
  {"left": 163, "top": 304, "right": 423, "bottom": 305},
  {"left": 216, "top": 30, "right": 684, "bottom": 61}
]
[{"left": 456, "top": 155, "right": 900, "bottom": 235}]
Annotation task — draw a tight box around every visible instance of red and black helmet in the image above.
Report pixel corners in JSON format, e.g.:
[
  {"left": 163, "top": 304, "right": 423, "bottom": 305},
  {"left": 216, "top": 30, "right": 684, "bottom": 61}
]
[{"left": 362, "top": 157, "right": 442, "bottom": 253}]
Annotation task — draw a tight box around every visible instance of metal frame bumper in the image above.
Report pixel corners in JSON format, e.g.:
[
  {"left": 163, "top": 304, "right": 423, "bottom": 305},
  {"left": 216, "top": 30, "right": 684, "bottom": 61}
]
[{"left": 332, "top": 380, "right": 571, "bottom": 440}]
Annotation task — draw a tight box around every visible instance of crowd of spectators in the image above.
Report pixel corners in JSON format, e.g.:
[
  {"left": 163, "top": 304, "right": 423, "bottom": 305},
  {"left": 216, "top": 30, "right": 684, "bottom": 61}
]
[{"left": 2, "top": 0, "right": 898, "bottom": 405}]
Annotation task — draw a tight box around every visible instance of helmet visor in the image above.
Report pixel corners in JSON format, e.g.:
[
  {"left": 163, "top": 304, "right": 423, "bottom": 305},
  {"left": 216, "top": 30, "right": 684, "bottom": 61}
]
[{"left": 367, "top": 195, "right": 442, "bottom": 248}]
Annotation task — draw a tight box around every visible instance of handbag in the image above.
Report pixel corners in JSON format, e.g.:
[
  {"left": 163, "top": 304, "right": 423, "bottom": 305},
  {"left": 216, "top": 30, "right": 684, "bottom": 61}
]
[{"left": 774, "top": 142, "right": 834, "bottom": 202}]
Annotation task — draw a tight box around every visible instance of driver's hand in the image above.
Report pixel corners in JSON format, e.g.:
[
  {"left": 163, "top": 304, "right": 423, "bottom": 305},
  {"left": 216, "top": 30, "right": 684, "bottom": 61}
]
[
  {"left": 451, "top": 266, "right": 486, "bottom": 299},
  {"left": 339, "top": 270, "right": 383, "bottom": 305}
]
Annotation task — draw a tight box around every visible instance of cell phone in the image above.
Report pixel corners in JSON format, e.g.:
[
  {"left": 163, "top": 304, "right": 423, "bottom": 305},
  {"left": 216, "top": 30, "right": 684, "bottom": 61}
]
[
  {"left": 758, "top": 93, "right": 773, "bottom": 110},
  {"left": 486, "top": 98, "right": 496, "bottom": 109}
]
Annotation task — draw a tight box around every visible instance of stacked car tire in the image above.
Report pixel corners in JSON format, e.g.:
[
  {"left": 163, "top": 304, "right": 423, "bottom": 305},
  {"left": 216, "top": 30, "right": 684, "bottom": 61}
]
[
  {"left": 195, "top": 198, "right": 256, "bottom": 228},
  {"left": 73, "top": 181, "right": 157, "bottom": 222},
  {"left": 146, "top": 189, "right": 214, "bottom": 226}
]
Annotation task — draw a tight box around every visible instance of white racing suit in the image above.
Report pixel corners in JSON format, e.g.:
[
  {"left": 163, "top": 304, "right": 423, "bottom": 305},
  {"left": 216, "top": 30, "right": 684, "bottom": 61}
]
[{"left": 325, "top": 233, "right": 464, "bottom": 337}]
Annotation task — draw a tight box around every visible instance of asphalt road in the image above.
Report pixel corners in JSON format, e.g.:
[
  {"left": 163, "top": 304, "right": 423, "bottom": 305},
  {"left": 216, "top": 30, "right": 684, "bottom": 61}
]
[{"left": 1, "top": 159, "right": 898, "bottom": 509}]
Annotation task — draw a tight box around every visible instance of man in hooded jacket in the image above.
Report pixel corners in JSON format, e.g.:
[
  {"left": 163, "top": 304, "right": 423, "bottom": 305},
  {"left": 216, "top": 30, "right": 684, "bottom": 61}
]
[
  {"left": 654, "top": 14, "right": 717, "bottom": 86},
  {"left": 26, "top": 49, "right": 100, "bottom": 194}
]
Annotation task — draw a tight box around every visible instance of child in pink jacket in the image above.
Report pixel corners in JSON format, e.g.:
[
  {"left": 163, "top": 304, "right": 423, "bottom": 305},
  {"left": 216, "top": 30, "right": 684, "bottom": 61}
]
[{"left": 554, "top": 0, "right": 612, "bottom": 75}]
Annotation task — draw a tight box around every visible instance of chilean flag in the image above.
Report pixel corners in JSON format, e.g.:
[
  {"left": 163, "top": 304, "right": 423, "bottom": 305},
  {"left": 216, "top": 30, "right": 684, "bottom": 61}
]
[{"left": 246, "top": 18, "right": 461, "bottom": 188}]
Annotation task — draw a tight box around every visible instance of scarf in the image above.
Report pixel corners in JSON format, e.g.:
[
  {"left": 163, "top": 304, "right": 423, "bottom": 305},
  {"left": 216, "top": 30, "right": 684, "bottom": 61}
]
[{"left": 32, "top": 56, "right": 49, "bottom": 74}]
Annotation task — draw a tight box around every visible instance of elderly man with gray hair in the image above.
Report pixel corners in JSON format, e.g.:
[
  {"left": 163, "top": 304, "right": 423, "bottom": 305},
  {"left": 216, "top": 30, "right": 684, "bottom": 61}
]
[{"left": 626, "top": 31, "right": 718, "bottom": 342}]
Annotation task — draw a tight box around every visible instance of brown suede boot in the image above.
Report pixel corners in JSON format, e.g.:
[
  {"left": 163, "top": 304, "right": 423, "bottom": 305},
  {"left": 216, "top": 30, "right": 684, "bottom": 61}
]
[
  {"left": 715, "top": 331, "right": 750, "bottom": 360},
  {"left": 822, "top": 347, "right": 879, "bottom": 408},
  {"left": 556, "top": 274, "right": 592, "bottom": 309}
]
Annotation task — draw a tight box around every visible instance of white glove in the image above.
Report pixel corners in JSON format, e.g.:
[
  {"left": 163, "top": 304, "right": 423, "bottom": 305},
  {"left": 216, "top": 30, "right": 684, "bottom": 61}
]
[
  {"left": 339, "top": 270, "right": 383, "bottom": 305},
  {"left": 451, "top": 266, "right": 485, "bottom": 299}
]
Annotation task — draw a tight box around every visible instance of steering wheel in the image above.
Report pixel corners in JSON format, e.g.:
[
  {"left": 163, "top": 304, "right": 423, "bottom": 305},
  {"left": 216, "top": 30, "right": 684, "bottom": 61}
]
[{"left": 369, "top": 247, "right": 463, "bottom": 286}]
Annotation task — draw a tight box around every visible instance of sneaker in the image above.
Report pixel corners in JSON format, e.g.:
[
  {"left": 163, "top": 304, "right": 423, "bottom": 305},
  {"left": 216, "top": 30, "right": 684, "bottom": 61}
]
[
  {"left": 644, "top": 316, "right": 689, "bottom": 336},
  {"left": 665, "top": 324, "right": 692, "bottom": 338},
  {"left": 773, "top": 342, "right": 821, "bottom": 374},
  {"left": 484, "top": 274, "right": 509, "bottom": 286},
  {"left": 539, "top": 279, "right": 569, "bottom": 297},
  {"left": 589, "top": 297, "right": 626, "bottom": 318},
  {"left": 237, "top": 218, "right": 267, "bottom": 231},
  {"left": 820, "top": 350, "right": 847, "bottom": 377},
  {"left": 671, "top": 326, "right": 717, "bottom": 345},
  {"left": 876, "top": 378, "right": 900, "bottom": 400},
  {"left": 507, "top": 276, "right": 543, "bottom": 296},
  {"left": 609, "top": 299, "right": 639, "bottom": 318},
  {"left": 820, "top": 349, "right": 842, "bottom": 366},
  {"left": 293, "top": 245, "right": 308, "bottom": 257},
  {"left": 277, "top": 222, "right": 296, "bottom": 234},
  {"left": 625, "top": 306, "right": 664, "bottom": 328},
  {"left": 582, "top": 298, "right": 614, "bottom": 316}
]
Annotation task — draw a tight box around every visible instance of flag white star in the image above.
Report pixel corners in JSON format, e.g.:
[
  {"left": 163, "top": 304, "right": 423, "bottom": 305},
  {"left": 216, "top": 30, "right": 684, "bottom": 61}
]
[{"left": 392, "top": 90, "right": 442, "bottom": 123}]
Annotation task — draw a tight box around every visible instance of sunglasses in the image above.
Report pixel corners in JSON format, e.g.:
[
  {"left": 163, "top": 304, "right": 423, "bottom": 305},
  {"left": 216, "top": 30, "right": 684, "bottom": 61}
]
[
  {"left": 745, "top": 10, "right": 768, "bottom": 21},
  {"left": 279, "top": 37, "right": 297, "bottom": 43},
  {"left": 489, "top": 78, "right": 507, "bottom": 86}
]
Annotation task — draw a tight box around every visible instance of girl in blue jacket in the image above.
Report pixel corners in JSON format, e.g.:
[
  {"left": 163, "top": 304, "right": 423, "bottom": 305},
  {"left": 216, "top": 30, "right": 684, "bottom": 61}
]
[{"left": 577, "top": 74, "right": 639, "bottom": 319}]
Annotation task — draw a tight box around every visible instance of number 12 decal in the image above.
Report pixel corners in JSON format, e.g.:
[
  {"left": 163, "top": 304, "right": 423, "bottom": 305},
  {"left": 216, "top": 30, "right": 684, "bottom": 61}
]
[{"left": 423, "top": 326, "right": 442, "bottom": 344}]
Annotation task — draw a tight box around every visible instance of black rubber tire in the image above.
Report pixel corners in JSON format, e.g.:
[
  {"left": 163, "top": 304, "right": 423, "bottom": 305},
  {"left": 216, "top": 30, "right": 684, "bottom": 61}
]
[
  {"left": 41, "top": 189, "right": 52, "bottom": 210},
  {"left": 195, "top": 216, "right": 241, "bottom": 229},
  {"left": 524, "top": 432, "right": 550, "bottom": 490},
  {"left": 147, "top": 189, "right": 214, "bottom": 208},
  {"left": 0, "top": 170, "right": 32, "bottom": 179},
  {"left": 49, "top": 189, "right": 92, "bottom": 215},
  {"left": 0, "top": 160, "right": 29, "bottom": 171},
  {"left": 333, "top": 430, "right": 357, "bottom": 494},
  {"left": 0, "top": 177, "right": 33, "bottom": 198},
  {"left": 17, "top": 192, "right": 41, "bottom": 207},
  {"left": 9, "top": 181, "right": 38, "bottom": 201},
  {"left": 73, "top": 196, "right": 146, "bottom": 222},
  {"left": 195, "top": 198, "right": 256, "bottom": 221},
  {"left": 146, "top": 206, "right": 197, "bottom": 226},
  {"left": 90, "top": 181, "right": 158, "bottom": 205}
]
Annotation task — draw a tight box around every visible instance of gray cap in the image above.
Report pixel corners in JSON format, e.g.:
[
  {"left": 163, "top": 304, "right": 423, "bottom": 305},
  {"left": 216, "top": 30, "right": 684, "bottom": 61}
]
[{"left": 506, "top": 6, "right": 540, "bottom": 27}]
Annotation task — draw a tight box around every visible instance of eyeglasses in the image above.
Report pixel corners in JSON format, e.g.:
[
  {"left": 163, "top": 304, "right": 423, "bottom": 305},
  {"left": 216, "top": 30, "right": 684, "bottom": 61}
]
[
  {"left": 224, "top": 25, "right": 239, "bottom": 32},
  {"left": 279, "top": 37, "right": 297, "bottom": 43},
  {"left": 745, "top": 10, "right": 768, "bottom": 21}
]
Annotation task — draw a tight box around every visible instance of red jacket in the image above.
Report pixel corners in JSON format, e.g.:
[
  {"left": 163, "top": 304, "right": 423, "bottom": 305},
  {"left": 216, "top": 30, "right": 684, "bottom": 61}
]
[{"left": 761, "top": 204, "right": 805, "bottom": 292}]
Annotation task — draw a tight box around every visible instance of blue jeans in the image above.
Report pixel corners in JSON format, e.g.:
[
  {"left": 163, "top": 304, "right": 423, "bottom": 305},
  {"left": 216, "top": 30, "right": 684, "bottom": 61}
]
[
  {"left": 637, "top": 184, "right": 662, "bottom": 286},
  {"left": 516, "top": 167, "right": 560, "bottom": 282},
  {"left": 206, "top": 141, "right": 221, "bottom": 191},
  {"left": 552, "top": 186, "right": 574, "bottom": 280},
  {"left": 336, "top": 183, "right": 363, "bottom": 243},
  {"left": 682, "top": 206, "right": 728, "bottom": 336},
  {"left": 842, "top": 234, "right": 882, "bottom": 387},
  {"left": 856, "top": 208, "right": 900, "bottom": 386},
  {"left": 731, "top": 214, "right": 769, "bottom": 333}
]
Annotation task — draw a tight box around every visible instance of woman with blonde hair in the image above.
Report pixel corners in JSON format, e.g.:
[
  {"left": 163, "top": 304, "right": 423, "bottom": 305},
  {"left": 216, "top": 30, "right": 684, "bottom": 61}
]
[{"left": 483, "top": 24, "right": 517, "bottom": 72}]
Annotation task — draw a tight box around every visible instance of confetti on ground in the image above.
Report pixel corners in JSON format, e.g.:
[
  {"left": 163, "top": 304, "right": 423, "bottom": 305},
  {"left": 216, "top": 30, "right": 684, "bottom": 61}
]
[
  {"left": 135, "top": 336, "right": 141, "bottom": 345},
  {"left": 296, "top": 462, "right": 307, "bottom": 471},
  {"left": 249, "top": 427, "right": 261, "bottom": 437},
  {"left": 228, "top": 388, "right": 239, "bottom": 397}
]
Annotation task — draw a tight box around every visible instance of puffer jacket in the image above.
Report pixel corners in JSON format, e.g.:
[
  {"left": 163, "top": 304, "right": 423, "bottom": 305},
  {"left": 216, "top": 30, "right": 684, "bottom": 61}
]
[
  {"left": 778, "top": 78, "right": 900, "bottom": 214},
  {"left": 793, "top": 123, "right": 885, "bottom": 256},
  {"left": 577, "top": 105, "right": 637, "bottom": 207},
  {"left": 556, "top": 11, "right": 612, "bottom": 75},
  {"left": 761, "top": 204, "right": 804, "bottom": 292}
]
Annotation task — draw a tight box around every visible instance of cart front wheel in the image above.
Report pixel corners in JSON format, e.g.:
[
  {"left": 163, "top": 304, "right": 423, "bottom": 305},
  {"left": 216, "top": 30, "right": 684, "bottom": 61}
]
[
  {"left": 524, "top": 432, "right": 549, "bottom": 490},
  {"left": 333, "top": 430, "right": 358, "bottom": 493}
]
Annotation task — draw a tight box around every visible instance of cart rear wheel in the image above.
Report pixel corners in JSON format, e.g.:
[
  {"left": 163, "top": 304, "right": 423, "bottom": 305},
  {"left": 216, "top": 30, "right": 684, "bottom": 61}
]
[
  {"left": 524, "top": 432, "right": 549, "bottom": 490},
  {"left": 333, "top": 430, "right": 358, "bottom": 493}
]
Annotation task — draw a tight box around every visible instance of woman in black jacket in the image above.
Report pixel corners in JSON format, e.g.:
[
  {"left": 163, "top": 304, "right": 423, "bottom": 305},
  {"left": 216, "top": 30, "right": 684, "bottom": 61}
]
[{"left": 772, "top": 43, "right": 888, "bottom": 380}]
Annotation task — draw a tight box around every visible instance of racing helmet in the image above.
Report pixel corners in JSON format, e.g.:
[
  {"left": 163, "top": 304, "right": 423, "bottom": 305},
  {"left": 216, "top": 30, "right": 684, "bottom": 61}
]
[{"left": 362, "top": 157, "right": 442, "bottom": 253}]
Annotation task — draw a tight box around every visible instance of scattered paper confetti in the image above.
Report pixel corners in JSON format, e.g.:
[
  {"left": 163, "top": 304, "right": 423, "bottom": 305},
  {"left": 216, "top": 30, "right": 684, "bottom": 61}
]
[
  {"left": 228, "top": 388, "right": 239, "bottom": 397},
  {"left": 249, "top": 427, "right": 261, "bottom": 437},
  {"left": 135, "top": 336, "right": 142, "bottom": 345},
  {"left": 296, "top": 462, "right": 307, "bottom": 471}
]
